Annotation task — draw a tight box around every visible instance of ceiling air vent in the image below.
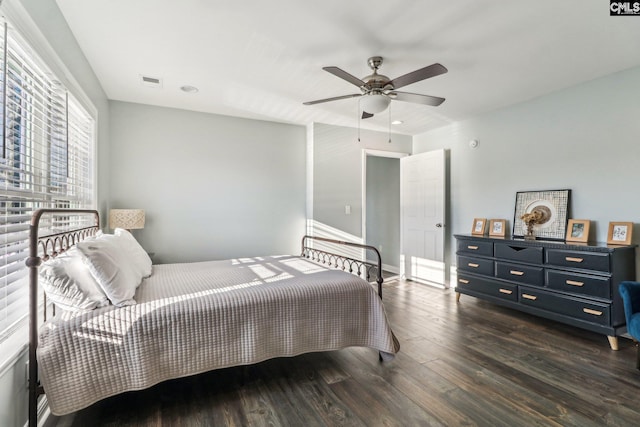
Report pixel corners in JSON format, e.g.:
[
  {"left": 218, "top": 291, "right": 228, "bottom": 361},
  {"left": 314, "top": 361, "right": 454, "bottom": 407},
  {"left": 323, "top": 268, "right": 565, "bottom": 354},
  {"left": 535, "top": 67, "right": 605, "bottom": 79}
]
[{"left": 140, "top": 75, "right": 163, "bottom": 88}]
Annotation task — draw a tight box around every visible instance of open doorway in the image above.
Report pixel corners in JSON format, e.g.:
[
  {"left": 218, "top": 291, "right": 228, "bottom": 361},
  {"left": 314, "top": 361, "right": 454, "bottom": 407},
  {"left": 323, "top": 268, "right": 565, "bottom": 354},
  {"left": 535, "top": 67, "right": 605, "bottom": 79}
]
[{"left": 362, "top": 149, "right": 409, "bottom": 278}]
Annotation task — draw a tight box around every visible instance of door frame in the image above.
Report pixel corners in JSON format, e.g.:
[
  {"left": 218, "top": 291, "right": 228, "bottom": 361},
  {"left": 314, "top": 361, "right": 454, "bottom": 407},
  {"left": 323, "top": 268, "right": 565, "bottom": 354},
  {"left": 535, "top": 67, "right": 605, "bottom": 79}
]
[{"left": 361, "top": 149, "right": 409, "bottom": 273}]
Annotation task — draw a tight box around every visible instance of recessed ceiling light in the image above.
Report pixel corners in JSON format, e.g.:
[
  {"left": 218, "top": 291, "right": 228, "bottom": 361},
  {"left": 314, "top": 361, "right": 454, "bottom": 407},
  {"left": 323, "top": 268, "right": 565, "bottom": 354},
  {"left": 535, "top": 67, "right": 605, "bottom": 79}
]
[
  {"left": 180, "top": 85, "right": 199, "bottom": 93},
  {"left": 391, "top": 120, "right": 403, "bottom": 125}
]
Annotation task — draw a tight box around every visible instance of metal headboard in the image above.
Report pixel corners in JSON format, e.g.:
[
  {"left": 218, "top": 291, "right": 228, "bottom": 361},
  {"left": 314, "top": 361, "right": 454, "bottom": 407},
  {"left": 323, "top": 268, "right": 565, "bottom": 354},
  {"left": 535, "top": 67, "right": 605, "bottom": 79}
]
[
  {"left": 25, "top": 209, "right": 100, "bottom": 427},
  {"left": 301, "top": 235, "right": 384, "bottom": 298}
]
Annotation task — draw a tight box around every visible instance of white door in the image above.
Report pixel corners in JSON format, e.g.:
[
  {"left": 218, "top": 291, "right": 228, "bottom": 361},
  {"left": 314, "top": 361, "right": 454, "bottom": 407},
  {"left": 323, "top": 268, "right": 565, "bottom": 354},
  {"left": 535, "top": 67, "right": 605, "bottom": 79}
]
[{"left": 400, "top": 149, "right": 446, "bottom": 285}]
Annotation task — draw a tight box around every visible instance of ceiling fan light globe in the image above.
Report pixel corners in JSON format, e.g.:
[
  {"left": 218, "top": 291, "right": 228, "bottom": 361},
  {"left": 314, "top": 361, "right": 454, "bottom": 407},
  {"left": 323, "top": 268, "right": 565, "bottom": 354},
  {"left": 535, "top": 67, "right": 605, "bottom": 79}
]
[{"left": 360, "top": 94, "right": 390, "bottom": 114}]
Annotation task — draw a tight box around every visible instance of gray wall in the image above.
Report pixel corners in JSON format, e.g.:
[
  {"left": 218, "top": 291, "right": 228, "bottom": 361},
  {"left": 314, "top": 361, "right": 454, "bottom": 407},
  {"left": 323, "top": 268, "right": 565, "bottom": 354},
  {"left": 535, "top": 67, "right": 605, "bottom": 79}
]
[
  {"left": 366, "top": 156, "right": 400, "bottom": 269},
  {"left": 414, "top": 65, "right": 640, "bottom": 278},
  {"left": 109, "top": 101, "right": 307, "bottom": 263},
  {"left": 311, "top": 123, "right": 411, "bottom": 241},
  {"left": 0, "top": 2, "right": 110, "bottom": 427}
]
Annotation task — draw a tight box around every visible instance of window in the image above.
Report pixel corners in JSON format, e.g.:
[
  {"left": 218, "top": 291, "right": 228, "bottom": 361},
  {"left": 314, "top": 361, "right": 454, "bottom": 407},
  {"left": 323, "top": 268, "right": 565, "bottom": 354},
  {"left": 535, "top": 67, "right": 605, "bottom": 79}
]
[{"left": 0, "top": 17, "right": 95, "bottom": 344}]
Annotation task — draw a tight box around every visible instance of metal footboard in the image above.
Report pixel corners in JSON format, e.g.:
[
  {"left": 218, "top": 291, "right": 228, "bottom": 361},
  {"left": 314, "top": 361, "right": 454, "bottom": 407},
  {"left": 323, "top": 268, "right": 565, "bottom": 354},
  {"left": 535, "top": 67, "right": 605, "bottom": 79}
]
[{"left": 300, "top": 235, "right": 384, "bottom": 298}]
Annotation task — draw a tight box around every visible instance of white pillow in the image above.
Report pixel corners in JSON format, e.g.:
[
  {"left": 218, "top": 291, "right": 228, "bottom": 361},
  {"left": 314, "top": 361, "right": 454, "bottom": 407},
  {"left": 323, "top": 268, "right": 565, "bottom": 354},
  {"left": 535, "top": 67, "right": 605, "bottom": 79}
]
[
  {"left": 114, "top": 228, "right": 152, "bottom": 278},
  {"left": 77, "top": 234, "right": 142, "bottom": 307},
  {"left": 39, "top": 247, "right": 109, "bottom": 312}
]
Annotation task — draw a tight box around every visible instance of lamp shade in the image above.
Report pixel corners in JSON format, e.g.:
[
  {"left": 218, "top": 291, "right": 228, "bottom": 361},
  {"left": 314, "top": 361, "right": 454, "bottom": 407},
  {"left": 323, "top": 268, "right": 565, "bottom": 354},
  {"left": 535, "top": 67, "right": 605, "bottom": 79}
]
[
  {"left": 360, "top": 93, "right": 391, "bottom": 114},
  {"left": 109, "top": 209, "right": 145, "bottom": 230}
]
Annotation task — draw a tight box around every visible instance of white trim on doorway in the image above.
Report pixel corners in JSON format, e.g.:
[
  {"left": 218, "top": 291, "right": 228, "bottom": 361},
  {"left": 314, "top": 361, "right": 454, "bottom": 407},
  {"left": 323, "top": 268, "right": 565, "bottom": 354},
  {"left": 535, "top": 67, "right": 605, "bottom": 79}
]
[{"left": 361, "top": 149, "right": 409, "bottom": 272}]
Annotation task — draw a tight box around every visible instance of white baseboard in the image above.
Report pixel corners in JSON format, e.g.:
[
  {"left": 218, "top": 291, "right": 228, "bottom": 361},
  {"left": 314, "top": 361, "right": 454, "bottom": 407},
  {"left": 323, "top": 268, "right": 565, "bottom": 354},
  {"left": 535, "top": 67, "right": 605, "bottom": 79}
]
[
  {"left": 38, "top": 398, "right": 52, "bottom": 427},
  {"left": 22, "top": 395, "right": 50, "bottom": 427},
  {"left": 381, "top": 264, "right": 400, "bottom": 274},
  {"left": 404, "top": 276, "right": 447, "bottom": 289},
  {"left": 366, "top": 261, "right": 400, "bottom": 275}
]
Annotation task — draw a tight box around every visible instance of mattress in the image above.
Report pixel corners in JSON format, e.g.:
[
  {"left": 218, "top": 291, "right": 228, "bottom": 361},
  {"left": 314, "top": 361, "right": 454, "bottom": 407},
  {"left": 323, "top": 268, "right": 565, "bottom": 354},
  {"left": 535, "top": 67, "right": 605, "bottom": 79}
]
[{"left": 37, "top": 255, "right": 400, "bottom": 415}]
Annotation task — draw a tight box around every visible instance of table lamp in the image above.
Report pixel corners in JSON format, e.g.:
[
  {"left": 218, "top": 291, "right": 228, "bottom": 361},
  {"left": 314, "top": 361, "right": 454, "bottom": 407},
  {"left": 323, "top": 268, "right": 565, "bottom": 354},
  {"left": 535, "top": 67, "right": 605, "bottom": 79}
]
[{"left": 109, "top": 209, "right": 145, "bottom": 232}]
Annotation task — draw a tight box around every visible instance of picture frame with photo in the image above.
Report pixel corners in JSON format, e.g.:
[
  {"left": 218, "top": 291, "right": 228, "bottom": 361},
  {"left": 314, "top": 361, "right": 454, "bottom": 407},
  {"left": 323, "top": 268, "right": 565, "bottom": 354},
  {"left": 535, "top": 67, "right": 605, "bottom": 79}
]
[
  {"left": 512, "top": 189, "right": 571, "bottom": 241},
  {"left": 565, "top": 219, "right": 590, "bottom": 243},
  {"left": 607, "top": 221, "right": 633, "bottom": 245},
  {"left": 471, "top": 218, "right": 487, "bottom": 235},
  {"left": 489, "top": 219, "right": 507, "bottom": 237}
]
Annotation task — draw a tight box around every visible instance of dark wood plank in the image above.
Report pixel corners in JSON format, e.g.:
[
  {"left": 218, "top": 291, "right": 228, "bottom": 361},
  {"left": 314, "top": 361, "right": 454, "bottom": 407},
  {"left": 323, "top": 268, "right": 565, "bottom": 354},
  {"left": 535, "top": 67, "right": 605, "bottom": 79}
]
[
  {"left": 343, "top": 346, "right": 477, "bottom": 425},
  {"left": 260, "top": 355, "right": 366, "bottom": 427},
  {"left": 326, "top": 349, "right": 445, "bottom": 426}
]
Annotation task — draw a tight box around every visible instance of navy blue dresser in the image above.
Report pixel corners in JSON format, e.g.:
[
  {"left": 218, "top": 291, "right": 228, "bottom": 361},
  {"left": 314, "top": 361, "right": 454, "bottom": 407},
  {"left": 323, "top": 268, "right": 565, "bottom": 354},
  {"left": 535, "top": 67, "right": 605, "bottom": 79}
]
[{"left": 455, "top": 234, "right": 637, "bottom": 349}]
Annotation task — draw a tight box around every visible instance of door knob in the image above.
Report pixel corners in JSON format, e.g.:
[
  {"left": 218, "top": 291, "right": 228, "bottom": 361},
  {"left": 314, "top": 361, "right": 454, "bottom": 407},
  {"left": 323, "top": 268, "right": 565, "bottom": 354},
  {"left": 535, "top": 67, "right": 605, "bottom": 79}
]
[{"left": 436, "top": 223, "right": 443, "bottom": 228}]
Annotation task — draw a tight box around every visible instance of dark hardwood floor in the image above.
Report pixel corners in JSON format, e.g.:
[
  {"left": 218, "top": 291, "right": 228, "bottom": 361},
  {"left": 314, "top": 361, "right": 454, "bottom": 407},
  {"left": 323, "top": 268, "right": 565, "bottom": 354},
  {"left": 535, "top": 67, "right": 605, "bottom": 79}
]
[{"left": 52, "top": 278, "right": 640, "bottom": 426}]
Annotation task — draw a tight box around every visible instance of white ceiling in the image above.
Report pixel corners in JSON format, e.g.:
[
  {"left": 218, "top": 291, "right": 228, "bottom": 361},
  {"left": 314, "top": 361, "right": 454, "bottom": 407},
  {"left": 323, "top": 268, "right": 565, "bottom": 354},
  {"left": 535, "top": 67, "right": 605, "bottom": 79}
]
[{"left": 56, "top": 0, "right": 640, "bottom": 136}]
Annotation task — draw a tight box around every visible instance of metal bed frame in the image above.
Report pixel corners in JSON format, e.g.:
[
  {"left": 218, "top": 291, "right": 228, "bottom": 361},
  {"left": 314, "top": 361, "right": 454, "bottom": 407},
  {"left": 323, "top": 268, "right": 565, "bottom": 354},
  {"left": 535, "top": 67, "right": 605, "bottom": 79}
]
[
  {"left": 26, "top": 211, "right": 385, "bottom": 427},
  {"left": 26, "top": 209, "right": 101, "bottom": 427},
  {"left": 301, "top": 234, "right": 384, "bottom": 298}
]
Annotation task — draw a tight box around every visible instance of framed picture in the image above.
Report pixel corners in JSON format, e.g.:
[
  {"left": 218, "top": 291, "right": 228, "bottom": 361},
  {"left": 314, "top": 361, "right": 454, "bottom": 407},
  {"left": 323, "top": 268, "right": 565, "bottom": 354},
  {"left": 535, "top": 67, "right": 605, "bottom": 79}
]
[
  {"left": 471, "top": 218, "right": 487, "bottom": 235},
  {"left": 607, "top": 222, "right": 633, "bottom": 245},
  {"left": 489, "top": 219, "right": 507, "bottom": 237},
  {"left": 565, "top": 219, "right": 590, "bottom": 243},
  {"left": 512, "top": 189, "right": 571, "bottom": 241}
]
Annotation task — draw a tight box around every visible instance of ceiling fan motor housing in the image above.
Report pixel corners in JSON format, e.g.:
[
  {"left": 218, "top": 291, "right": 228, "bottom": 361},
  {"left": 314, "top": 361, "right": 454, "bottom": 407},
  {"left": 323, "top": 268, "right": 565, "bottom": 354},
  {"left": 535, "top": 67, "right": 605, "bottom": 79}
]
[
  {"left": 361, "top": 75, "right": 391, "bottom": 92},
  {"left": 362, "top": 56, "right": 392, "bottom": 92}
]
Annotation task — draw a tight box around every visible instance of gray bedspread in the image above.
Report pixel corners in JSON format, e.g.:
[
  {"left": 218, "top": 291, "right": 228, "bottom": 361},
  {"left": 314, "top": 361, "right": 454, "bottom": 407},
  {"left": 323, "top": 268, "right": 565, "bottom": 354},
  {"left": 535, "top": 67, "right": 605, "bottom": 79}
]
[{"left": 37, "top": 255, "right": 400, "bottom": 415}]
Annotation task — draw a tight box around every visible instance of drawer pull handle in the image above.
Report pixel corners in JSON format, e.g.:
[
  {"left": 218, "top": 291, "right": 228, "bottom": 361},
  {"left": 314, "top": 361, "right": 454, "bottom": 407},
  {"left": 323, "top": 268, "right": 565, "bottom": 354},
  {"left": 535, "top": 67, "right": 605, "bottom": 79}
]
[
  {"left": 565, "top": 257, "right": 584, "bottom": 263},
  {"left": 499, "top": 289, "right": 513, "bottom": 295},
  {"left": 510, "top": 270, "right": 524, "bottom": 276},
  {"left": 583, "top": 308, "right": 603, "bottom": 316},
  {"left": 467, "top": 245, "right": 479, "bottom": 250},
  {"left": 566, "top": 280, "right": 584, "bottom": 287},
  {"left": 468, "top": 263, "right": 479, "bottom": 268},
  {"left": 459, "top": 279, "right": 470, "bottom": 284},
  {"left": 522, "top": 294, "right": 537, "bottom": 301}
]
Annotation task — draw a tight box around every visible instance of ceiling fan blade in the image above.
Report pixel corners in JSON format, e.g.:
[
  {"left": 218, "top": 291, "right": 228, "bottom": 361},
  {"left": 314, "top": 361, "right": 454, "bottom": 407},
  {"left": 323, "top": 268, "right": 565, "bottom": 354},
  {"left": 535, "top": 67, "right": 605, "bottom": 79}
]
[
  {"left": 389, "top": 91, "right": 445, "bottom": 106},
  {"left": 303, "top": 93, "right": 362, "bottom": 105},
  {"left": 362, "top": 111, "right": 374, "bottom": 119},
  {"left": 323, "top": 66, "right": 366, "bottom": 87},
  {"left": 389, "top": 63, "right": 448, "bottom": 90}
]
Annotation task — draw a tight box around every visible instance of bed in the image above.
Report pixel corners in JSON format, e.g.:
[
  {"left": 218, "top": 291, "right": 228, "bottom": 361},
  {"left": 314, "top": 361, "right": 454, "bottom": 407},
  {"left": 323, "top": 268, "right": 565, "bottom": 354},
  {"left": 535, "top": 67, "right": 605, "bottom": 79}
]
[{"left": 26, "top": 209, "right": 399, "bottom": 426}]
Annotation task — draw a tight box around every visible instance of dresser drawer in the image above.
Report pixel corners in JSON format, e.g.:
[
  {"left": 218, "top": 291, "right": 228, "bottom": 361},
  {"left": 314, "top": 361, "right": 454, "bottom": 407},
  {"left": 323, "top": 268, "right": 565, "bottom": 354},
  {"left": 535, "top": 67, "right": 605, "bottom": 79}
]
[
  {"left": 458, "top": 255, "right": 494, "bottom": 276},
  {"left": 456, "top": 274, "right": 517, "bottom": 302},
  {"left": 496, "top": 261, "right": 543, "bottom": 286},
  {"left": 495, "top": 243, "right": 543, "bottom": 264},
  {"left": 457, "top": 240, "right": 493, "bottom": 257},
  {"left": 546, "top": 249, "right": 610, "bottom": 273},
  {"left": 546, "top": 270, "right": 611, "bottom": 300},
  {"left": 519, "top": 286, "right": 610, "bottom": 326}
]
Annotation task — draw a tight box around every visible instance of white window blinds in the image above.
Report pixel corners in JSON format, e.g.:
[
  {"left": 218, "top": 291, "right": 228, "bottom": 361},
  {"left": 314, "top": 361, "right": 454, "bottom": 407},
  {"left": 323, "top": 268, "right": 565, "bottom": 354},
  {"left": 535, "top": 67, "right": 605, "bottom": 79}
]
[{"left": 0, "top": 17, "right": 95, "bottom": 343}]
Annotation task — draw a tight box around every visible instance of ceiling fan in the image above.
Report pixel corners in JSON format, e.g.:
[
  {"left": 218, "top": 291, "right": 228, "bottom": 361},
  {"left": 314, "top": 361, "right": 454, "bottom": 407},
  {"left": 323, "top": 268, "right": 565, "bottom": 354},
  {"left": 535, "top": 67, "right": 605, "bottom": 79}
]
[{"left": 303, "top": 56, "right": 448, "bottom": 118}]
